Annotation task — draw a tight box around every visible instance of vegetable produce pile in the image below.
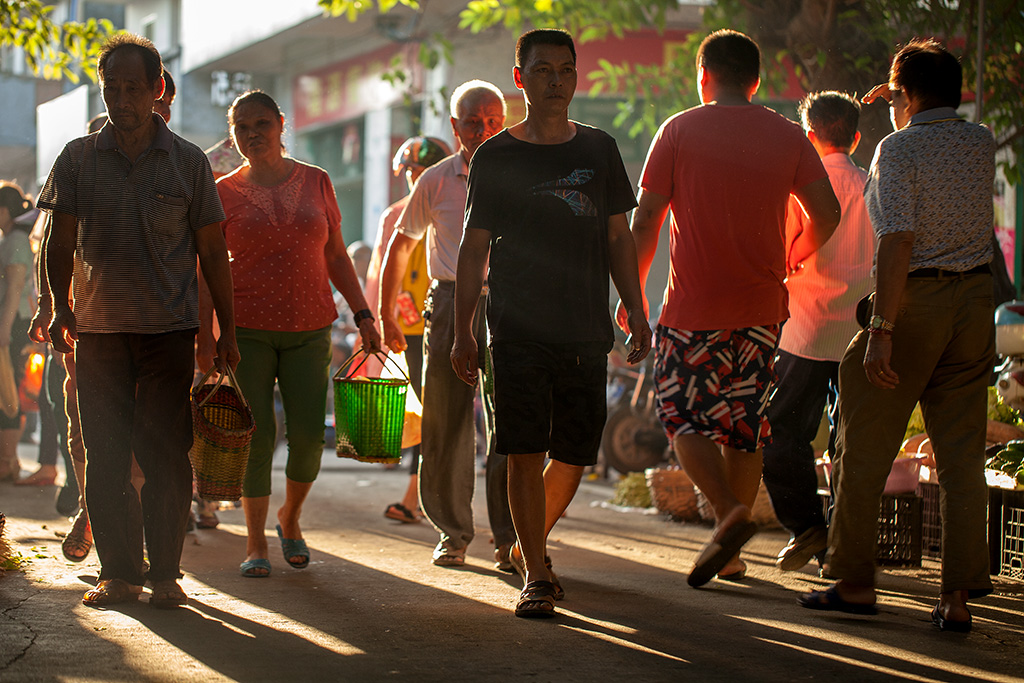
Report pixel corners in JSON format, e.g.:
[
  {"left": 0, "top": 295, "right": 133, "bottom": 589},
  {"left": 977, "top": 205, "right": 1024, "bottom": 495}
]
[{"left": 988, "top": 441, "right": 1024, "bottom": 487}]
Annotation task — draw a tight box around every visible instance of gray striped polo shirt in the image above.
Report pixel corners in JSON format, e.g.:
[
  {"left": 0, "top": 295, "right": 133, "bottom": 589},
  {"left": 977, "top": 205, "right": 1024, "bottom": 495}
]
[{"left": 37, "top": 114, "right": 225, "bottom": 334}]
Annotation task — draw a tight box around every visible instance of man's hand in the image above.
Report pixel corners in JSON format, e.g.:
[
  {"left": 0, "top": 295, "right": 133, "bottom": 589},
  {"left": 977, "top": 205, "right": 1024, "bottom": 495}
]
[
  {"left": 863, "top": 333, "right": 898, "bottom": 389},
  {"left": 624, "top": 307, "right": 653, "bottom": 364},
  {"left": 382, "top": 314, "right": 408, "bottom": 353},
  {"left": 450, "top": 333, "right": 479, "bottom": 386},
  {"left": 614, "top": 298, "right": 649, "bottom": 334},
  {"left": 48, "top": 305, "right": 77, "bottom": 353},
  {"left": 358, "top": 317, "right": 382, "bottom": 353},
  {"left": 215, "top": 331, "right": 241, "bottom": 373},
  {"left": 862, "top": 83, "right": 894, "bottom": 105},
  {"left": 28, "top": 301, "right": 51, "bottom": 344}
]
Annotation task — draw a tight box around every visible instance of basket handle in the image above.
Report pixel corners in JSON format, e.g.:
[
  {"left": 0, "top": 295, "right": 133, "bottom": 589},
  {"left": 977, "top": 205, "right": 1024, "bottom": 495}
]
[
  {"left": 333, "top": 349, "right": 410, "bottom": 383},
  {"left": 193, "top": 364, "right": 250, "bottom": 410}
]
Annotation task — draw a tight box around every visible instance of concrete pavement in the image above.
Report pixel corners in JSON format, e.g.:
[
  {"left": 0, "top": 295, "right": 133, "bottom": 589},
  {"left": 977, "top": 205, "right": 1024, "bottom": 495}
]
[{"left": 2, "top": 443, "right": 1023, "bottom": 682}]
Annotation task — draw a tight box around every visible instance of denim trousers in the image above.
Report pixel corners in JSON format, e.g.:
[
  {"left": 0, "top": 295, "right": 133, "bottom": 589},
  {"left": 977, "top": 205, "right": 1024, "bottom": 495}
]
[
  {"left": 762, "top": 350, "right": 837, "bottom": 537},
  {"left": 76, "top": 330, "right": 196, "bottom": 585}
]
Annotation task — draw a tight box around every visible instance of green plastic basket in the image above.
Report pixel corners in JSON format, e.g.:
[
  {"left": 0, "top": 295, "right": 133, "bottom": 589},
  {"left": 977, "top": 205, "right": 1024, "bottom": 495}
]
[{"left": 333, "top": 351, "right": 408, "bottom": 464}]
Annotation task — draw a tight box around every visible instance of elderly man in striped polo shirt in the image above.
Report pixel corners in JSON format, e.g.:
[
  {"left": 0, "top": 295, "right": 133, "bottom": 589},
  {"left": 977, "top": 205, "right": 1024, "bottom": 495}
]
[{"left": 38, "top": 33, "right": 239, "bottom": 609}]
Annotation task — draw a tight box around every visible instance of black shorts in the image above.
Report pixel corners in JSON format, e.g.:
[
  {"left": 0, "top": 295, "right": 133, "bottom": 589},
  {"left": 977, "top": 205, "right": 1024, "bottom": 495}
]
[{"left": 491, "top": 341, "right": 609, "bottom": 466}]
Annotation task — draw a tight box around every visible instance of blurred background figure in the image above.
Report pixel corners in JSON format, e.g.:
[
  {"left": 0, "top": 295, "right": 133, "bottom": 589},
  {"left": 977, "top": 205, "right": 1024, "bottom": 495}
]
[
  {"left": 0, "top": 182, "right": 36, "bottom": 482},
  {"left": 153, "top": 69, "right": 175, "bottom": 124},
  {"left": 364, "top": 136, "right": 450, "bottom": 523}
]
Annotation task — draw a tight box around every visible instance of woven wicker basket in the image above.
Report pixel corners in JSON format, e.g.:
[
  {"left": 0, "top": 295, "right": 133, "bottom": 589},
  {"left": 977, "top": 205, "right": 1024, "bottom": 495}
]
[
  {"left": 646, "top": 467, "right": 701, "bottom": 522},
  {"left": 189, "top": 366, "right": 255, "bottom": 501},
  {"left": 334, "top": 351, "right": 408, "bottom": 464}
]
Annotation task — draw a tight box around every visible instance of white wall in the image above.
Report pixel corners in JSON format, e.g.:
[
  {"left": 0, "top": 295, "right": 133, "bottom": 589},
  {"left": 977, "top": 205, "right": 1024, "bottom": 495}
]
[
  {"left": 125, "top": 0, "right": 179, "bottom": 55},
  {"left": 36, "top": 85, "right": 89, "bottom": 185},
  {"left": 180, "top": 0, "right": 323, "bottom": 73}
]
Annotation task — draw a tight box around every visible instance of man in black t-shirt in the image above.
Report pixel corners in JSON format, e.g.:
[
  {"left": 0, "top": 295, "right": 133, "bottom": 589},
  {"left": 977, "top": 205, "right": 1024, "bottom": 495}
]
[{"left": 451, "top": 28, "right": 651, "bottom": 619}]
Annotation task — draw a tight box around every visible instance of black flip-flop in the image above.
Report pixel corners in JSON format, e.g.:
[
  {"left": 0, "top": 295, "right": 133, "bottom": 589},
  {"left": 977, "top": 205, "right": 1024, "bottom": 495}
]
[
  {"left": 384, "top": 503, "right": 419, "bottom": 524},
  {"left": 688, "top": 519, "right": 758, "bottom": 588},
  {"left": 798, "top": 585, "right": 877, "bottom": 615},
  {"left": 931, "top": 604, "right": 971, "bottom": 632}
]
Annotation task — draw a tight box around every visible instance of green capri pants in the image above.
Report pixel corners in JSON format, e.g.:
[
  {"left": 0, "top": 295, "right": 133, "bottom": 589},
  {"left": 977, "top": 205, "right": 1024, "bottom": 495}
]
[{"left": 235, "top": 325, "right": 332, "bottom": 498}]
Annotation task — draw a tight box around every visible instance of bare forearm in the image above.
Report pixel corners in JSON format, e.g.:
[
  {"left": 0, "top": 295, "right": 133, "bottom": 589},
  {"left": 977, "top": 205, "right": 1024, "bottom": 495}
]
[
  {"left": 873, "top": 232, "right": 915, "bottom": 323},
  {"left": 630, "top": 189, "right": 669, "bottom": 290},
  {"left": 790, "top": 177, "right": 840, "bottom": 266},
  {"left": 454, "top": 230, "right": 490, "bottom": 338},
  {"left": 200, "top": 256, "right": 235, "bottom": 336},
  {"left": 379, "top": 233, "right": 414, "bottom": 320},
  {"left": 197, "top": 265, "right": 215, "bottom": 342},
  {"left": 45, "top": 225, "right": 76, "bottom": 311},
  {"left": 37, "top": 219, "right": 51, "bottom": 307},
  {"left": 327, "top": 256, "right": 370, "bottom": 315},
  {"left": 608, "top": 215, "right": 645, "bottom": 314}
]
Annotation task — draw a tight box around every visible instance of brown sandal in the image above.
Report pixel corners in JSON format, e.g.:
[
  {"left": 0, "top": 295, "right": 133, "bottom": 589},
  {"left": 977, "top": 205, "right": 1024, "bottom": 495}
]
[
  {"left": 82, "top": 579, "right": 143, "bottom": 607},
  {"left": 515, "top": 580, "right": 557, "bottom": 618},
  {"left": 62, "top": 511, "right": 92, "bottom": 563},
  {"left": 149, "top": 580, "right": 188, "bottom": 609}
]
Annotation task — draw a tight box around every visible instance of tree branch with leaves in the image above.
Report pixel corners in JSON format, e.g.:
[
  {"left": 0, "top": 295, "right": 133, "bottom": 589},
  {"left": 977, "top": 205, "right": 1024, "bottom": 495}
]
[{"left": 0, "top": 1, "right": 112, "bottom": 82}]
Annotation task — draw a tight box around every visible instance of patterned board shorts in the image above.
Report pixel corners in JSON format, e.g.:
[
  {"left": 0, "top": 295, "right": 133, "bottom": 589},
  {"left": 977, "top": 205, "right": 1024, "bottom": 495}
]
[{"left": 653, "top": 324, "right": 780, "bottom": 453}]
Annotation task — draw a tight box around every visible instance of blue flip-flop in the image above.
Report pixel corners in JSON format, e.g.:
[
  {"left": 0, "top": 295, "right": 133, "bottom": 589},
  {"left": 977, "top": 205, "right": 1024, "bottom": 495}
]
[
  {"left": 276, "top": 524, "right": 310, "bottom": 569},
  {"left": 239, "top": 558, "right": 271, "bottom": 578}
]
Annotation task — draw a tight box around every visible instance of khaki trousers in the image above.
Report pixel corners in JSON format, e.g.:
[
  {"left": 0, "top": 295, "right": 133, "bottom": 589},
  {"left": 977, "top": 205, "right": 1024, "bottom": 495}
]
[{"left": 827, "top": 272, "right": 994, "bottom": 595}]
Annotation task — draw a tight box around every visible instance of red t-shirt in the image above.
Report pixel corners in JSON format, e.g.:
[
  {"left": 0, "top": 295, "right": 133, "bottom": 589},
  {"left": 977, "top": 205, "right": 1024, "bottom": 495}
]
[
  {"left": 217, "top": 161, "right": 341, "bottom": 331},
  {"left": 640, "top": 104, "right": 827, "bottom": 331}
]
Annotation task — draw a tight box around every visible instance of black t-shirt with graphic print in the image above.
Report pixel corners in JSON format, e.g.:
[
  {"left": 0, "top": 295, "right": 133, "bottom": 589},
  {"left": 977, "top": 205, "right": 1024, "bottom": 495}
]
[{"left": 465, "top": 125, "right": 637, "bottom": 346}]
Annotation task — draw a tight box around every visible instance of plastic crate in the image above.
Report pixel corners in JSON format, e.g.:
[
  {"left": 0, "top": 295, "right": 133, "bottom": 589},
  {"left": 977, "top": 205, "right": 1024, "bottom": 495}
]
[
  {"left": 1000, "top": 489, "right": 1024, "bottom": 580},
  {"left": 819, "top": 490, "right": 922, "bottom": 566},
  {"left": 876, "top": 493, "right": 922, "bottom": 567},
  {"left": 920, "top": 482, "right": 942, "bottom": 559}
]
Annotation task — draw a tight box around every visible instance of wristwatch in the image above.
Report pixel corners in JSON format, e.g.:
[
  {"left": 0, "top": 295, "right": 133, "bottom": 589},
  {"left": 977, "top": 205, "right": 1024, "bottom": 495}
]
[
  {"left": 867, "top": 315, "right": 895, "bottom": 334},
  {"left": 352, "top": 308, "right": 374, "bottom": 325}
]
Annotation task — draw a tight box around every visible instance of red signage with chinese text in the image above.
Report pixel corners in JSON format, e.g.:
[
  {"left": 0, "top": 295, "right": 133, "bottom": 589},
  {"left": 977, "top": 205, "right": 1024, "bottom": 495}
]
[{"left": 293, "top": 44, "right": 422, "bottom": 130}]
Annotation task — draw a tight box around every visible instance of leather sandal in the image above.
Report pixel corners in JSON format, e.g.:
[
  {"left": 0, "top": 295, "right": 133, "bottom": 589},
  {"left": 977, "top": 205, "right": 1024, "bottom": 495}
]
[
  {"left": 62, "top": 511, "right": 92, "bottom": 563},
  {"left": 82, "top": 579, "right": 143, "bottom": 607},
  {"left": 149, "top": 580, "right": 188, "bottom": 609},
  {"left": 515, "top": 580, "right": 557, "bottom": 618}
]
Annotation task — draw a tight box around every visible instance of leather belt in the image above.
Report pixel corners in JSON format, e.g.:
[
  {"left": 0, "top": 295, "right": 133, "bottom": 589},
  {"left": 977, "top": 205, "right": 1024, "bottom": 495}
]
[{"left": 907, "top": 264, "right": 989, "bottom": 278}]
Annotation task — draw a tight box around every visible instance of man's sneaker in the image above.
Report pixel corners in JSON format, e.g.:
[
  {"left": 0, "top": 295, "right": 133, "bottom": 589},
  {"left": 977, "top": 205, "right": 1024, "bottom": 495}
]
[{"left": 776, "top": 525, "right": 828, "bottom": 572}]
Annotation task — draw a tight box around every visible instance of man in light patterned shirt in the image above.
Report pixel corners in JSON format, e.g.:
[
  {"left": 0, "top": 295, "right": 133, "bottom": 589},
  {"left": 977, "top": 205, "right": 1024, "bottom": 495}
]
[
  {"left": 800, "top": 40, "right": 995, "bottom": 633},
  {"left": 765, "top": 92, "right": 875, "bottom": 573}
]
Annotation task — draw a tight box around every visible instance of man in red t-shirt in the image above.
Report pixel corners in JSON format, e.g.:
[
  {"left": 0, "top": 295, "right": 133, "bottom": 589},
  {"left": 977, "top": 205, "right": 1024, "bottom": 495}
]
[{"left": 625, "top": 29, "right": 840, "bottom": 588}]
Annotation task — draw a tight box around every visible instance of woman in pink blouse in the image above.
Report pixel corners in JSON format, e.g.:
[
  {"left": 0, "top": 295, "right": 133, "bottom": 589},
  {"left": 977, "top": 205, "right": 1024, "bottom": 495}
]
[{"left": 199, "top": 90, "right": 379, "bottom": 578}]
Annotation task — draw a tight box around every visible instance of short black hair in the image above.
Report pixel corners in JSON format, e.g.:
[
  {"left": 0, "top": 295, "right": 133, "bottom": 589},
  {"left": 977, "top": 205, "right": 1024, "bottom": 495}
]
[
  {"left": 97, "top": 33, "right": 163, "bottom": 87},
  {"left": 890, "top": 39, "right": 962, "bottom": 109},
  {"left": 228, "top": 90, "right": 283, "bottom": 125},
  {"left": 515, "top": 28, "right": 576, "bottom": 67},
  {"left": 696, "top": 29, "right": 760, "bottom": 91},
  {"left": 161, "top": 69, "right": 176, "bottom": 101},
  {"left": 799, "top": 91, "right": 861, "bottom": 150}
]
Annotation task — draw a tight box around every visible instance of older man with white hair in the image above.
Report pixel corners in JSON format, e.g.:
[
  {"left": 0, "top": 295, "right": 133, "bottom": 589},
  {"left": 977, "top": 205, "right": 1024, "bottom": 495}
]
[{"left": 379, "top": 80, "right": 515, "bottom": 569}]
